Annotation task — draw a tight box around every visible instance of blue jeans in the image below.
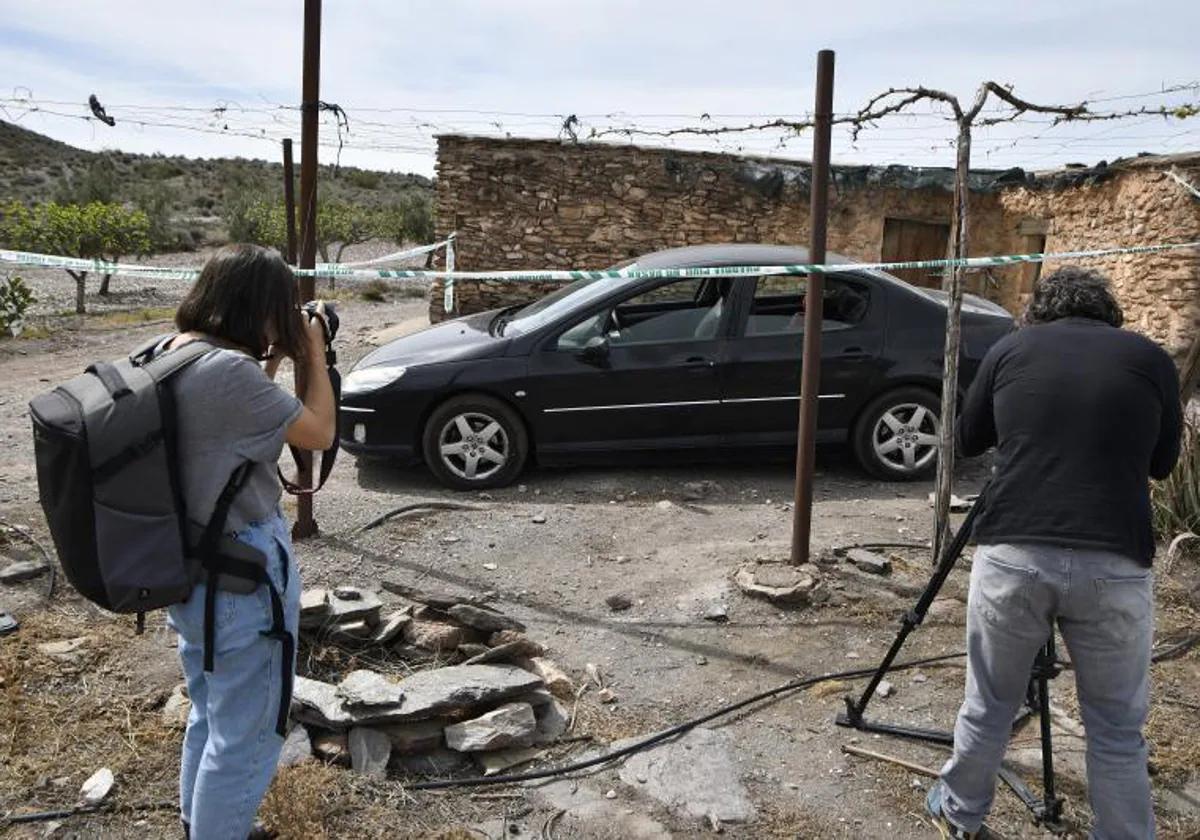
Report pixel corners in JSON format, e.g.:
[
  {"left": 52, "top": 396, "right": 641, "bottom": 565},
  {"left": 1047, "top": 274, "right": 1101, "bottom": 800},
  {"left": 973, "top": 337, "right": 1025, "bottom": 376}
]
[
  {"left": 167, "top": 510, "right": 301, "bottom": 840},
  {"left": 937, "top": 543, "right": 1154, "bottom": 840}
]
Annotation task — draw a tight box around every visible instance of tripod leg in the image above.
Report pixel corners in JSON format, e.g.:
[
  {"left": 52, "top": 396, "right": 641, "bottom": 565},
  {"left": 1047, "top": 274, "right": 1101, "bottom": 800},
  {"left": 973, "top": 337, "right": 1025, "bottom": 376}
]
[
  {"left": 838, "top": 490, "right": 987, "bottom": 728},
  {"left": 1032, "top": 639, "right": 1065, "bottom": 831}
]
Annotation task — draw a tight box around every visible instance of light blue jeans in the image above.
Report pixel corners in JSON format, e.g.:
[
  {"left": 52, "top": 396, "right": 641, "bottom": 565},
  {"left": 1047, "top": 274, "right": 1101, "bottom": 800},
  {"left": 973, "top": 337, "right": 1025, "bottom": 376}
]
[
  {"left": 167, "top": 510, "right": 301, "bottom": 840},
  {"left": 937, "top": 543, "right": 1154, "bottom": 840}
]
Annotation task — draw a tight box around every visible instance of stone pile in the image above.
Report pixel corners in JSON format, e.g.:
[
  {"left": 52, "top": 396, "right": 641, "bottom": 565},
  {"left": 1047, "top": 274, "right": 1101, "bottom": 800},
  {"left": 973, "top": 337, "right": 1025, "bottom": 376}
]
[{"left": 281, "top": 579, "right": 575, "bottom": 780}]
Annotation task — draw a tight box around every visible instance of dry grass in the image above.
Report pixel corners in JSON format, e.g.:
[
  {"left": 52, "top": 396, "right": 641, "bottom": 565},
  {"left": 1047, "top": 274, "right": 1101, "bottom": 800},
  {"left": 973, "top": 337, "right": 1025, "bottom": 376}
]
[
  {"left": 95, "top": 306, "right": 178, "bottom": 327},
  {"left": 0, "top": 604, "right": 180, "bottom": 832}
]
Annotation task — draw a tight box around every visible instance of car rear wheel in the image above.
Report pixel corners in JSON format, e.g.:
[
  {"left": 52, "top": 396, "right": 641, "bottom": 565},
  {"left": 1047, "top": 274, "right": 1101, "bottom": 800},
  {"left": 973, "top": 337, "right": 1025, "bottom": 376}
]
[
  {"left": 422, "top": 394, "right": 529, "bottom": 490},
  {"left": 852, "top": 387, "right": 941, "bottom": 481}
]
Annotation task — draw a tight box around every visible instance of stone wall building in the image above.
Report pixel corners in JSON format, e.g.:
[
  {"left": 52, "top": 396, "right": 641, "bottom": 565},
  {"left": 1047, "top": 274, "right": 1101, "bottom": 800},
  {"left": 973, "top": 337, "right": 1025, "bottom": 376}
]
[{"left": 431, "top": 135, "right": 1200, "bottom": 360}]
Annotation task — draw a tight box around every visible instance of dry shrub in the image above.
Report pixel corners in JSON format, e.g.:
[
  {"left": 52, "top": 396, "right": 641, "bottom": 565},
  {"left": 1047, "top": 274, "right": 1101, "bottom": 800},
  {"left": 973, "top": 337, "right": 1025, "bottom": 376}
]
[
  {"left": 260, "top": 764, "right": 347, "bottom": 840},
  {"left": 1153, "top": 417, "right": 1200, "bottom": 546}
]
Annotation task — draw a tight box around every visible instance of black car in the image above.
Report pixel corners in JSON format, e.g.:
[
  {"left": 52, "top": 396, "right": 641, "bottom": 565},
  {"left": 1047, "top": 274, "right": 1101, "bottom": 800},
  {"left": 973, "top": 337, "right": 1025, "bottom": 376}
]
[{"left": 340, "top": 244, "right": 1013, "bottom": 489}]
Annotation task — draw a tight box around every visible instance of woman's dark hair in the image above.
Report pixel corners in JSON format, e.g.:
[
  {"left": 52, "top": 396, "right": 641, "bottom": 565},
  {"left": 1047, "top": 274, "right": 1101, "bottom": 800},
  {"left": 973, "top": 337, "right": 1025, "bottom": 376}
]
[
  {"left": 1022, "top": 266, "right": 1124, "bottom": 328},
  {"left": 176, "top": 244, "right": 306, "bottom": 361}
]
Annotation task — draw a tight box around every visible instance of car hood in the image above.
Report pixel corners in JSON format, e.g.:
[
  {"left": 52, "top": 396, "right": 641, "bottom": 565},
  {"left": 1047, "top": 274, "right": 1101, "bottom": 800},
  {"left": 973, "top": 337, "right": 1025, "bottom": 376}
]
[{"left": 354, "top": 310, "right": 508, "bottom": 370}]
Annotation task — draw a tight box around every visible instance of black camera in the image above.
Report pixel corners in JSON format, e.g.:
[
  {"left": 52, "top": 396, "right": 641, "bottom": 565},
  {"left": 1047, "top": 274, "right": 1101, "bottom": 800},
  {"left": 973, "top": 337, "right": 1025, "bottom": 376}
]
[{"left": 302, "top": 300, "right": 339, "bottom": 344}]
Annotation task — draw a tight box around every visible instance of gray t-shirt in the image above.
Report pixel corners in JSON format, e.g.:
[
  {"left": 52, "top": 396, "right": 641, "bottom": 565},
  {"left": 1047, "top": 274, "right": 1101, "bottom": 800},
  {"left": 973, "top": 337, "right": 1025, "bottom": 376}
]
[{"left": 169, "top": 346, "right": 303, "bottom": 534}]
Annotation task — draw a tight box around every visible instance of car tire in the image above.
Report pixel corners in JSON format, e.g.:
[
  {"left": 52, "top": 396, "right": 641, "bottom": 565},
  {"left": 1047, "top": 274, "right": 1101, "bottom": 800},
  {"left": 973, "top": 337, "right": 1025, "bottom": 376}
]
[
  {"left": 422, "top": 394, "right": 529, "bottom": 490},
  {"left": 852, "top": 387, "right": 941, "bottom": 481}
]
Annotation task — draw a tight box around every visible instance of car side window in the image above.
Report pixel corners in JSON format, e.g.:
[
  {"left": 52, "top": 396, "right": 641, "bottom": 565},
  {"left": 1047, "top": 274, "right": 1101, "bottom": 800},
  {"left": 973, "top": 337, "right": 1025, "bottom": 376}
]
[
  {"left": 610, "top": 278, "right": 728, "bottom": 345},
  {"left": 746, "top": 275, "right": 869, "bottom": 336}
]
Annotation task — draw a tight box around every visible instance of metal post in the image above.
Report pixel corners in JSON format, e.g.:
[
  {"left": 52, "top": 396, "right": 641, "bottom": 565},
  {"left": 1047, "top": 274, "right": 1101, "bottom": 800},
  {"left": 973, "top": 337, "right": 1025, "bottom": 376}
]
[
  {"left": 293, "top": 0, "right": 322, "bottom": 540},
  {"left": 282, "top": 139, "right": 298, "bottom": 266},
  {"left": 790, "top": 49, "right": 835, "bottom": 565}
]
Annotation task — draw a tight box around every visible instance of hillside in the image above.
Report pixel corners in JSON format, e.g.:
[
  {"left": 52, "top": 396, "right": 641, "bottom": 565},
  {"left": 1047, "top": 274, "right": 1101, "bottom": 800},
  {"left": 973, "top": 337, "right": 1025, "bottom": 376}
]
[{"left": 0, "top": 120, "right": 433, "bottom": 245}]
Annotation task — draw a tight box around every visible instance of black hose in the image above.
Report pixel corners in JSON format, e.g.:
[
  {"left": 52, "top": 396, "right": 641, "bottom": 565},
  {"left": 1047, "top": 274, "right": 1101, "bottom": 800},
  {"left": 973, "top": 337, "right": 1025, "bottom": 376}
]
[
  {"left": 3, "top": 800, "right": 174, "bottom": 827},
  {"left": 405, "top": 651, "right": 967, "bottom": 791},
  {"left": 358, "top": 502, "right": 482, "bottom": 533}
]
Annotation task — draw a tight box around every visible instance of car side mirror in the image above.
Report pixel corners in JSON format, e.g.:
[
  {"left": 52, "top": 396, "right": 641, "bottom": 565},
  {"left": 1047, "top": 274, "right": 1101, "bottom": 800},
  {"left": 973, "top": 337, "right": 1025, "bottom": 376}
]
[{"left": 579, "top": 334, "right": 610, "bottom": 366}]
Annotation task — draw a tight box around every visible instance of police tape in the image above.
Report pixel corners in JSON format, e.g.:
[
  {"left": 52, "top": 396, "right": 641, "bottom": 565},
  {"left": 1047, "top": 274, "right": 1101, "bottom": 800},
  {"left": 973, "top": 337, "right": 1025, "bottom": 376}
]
[{"left": 2, "top": 239, "right": 1198, "bottom": 286}]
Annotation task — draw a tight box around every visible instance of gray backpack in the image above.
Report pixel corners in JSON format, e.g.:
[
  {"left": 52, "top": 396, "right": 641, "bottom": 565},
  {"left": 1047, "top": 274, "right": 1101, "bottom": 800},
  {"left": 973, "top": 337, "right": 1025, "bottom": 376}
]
[{"left": 30, "top": 336, "right": 292, "bottom": 735}]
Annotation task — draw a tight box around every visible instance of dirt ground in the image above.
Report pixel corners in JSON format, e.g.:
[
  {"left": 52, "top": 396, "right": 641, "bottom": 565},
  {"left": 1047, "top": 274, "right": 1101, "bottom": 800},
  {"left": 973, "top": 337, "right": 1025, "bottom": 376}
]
[{"left": 2, "top": 271, "right": 1199, "bottom": 840}]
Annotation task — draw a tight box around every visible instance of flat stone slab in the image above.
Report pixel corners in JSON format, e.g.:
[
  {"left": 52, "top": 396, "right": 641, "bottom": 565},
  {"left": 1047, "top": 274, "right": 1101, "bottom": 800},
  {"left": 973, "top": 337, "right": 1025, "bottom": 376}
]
[
  {"left": 735, "top": 562, "right": 818, "bottom": 605},
  {"left": 847, "top": 549, "right": 892, "bottom": 575},
  {"left": 380, "top": 720, "right": 446, "bottom": 755},
  {"left": 336, "top": 670, "right": 404, "bottom": 708},
  {"left": 445, "top": 702, "right": 536, "bottom": 752},
  {"left": 447, "top": 604, "right": 526, "bottom": 633},
  {"left": 370, "top": 609, "right": 413, "bottom": 645},
  {"left": 0, "top": 559, "right": 50, "bottom": 584},
  {"left": 293, "top": 665, "right": 544, "bottom": 728},
  {"left": 618, "top": 727, "right": 757, "bottom": 823},
  {"left": 476, "top": 746, "right": 543, "bottom": 776},
  {"left": 301, "top": 588, "right": 382, "bottom": 629}
]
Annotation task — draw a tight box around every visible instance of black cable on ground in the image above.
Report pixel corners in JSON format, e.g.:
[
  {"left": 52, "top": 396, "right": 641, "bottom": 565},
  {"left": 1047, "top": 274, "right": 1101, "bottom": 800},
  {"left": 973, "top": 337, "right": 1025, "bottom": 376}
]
[
  {"left": 406, "top": 651, "right": 967, "bottom": 791},
  {"left": 3, "top": 800, "right": 175, "bottom": 827},
  {"left": 358, "top": 502, "right": 482, "bottom": 533}
]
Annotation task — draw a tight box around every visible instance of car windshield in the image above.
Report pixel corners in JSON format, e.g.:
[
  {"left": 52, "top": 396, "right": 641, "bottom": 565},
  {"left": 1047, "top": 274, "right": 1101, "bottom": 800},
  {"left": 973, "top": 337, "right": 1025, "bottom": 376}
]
[{"left": 502, "top": 275, "right": 625, "bottom": 336}]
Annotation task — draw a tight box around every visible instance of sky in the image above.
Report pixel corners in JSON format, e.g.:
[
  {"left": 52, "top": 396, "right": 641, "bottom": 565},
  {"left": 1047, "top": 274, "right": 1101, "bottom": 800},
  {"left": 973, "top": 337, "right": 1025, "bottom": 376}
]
[{"left": 1, "top": 0, "right": 1197, "bottom": 178}]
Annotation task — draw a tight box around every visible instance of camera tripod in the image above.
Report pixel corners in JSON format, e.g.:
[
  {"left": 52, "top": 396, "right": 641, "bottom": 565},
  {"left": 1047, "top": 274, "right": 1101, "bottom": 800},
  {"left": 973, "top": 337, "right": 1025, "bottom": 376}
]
[{"left": 835, "top": 488, "right": 1067, "bottom": 833}]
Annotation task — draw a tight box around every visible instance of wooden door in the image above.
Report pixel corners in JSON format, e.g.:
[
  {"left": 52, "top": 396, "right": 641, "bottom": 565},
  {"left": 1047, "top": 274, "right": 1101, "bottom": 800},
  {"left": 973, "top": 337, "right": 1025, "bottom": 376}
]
[{"left": 881, "top": 218, "right": 950, "bottom": 289}]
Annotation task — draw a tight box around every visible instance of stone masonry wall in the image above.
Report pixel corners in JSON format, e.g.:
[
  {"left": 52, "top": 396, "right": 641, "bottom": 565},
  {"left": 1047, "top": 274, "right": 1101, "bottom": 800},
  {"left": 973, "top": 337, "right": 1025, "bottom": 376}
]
[
  {"left": 432, "top": 136, "right": 1199, "bottom": 359},
  {"left": 432, "top": 136, "right": 1010, "bottom": 318}
]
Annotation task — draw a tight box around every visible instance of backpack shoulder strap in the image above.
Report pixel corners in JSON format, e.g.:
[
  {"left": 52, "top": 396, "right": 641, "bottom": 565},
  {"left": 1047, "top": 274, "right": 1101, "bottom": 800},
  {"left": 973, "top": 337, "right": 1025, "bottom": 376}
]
[{"left": 138, "top": 338, "right": 221, "bottom": 383}]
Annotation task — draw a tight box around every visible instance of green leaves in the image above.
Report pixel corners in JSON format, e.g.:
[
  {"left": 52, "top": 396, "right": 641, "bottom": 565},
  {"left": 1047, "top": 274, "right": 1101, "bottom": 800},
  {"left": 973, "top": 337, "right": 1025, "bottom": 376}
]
[
  {"left": 0, "top": 276, "right": 35, "bottom": 336},
  {"left": 0, "top": 201, "right": 152, "bottom": 312}
]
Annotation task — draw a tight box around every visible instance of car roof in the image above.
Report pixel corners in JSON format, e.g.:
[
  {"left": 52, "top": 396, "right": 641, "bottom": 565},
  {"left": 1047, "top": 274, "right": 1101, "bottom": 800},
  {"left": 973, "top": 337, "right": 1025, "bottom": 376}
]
[{"left": 614, "top": 243, "right": 864, "bottom": 270}]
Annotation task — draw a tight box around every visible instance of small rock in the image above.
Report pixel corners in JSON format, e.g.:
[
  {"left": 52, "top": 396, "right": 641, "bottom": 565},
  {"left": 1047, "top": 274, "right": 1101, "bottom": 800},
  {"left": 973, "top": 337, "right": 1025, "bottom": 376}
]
[
  {"left": 912, "top": 673, "right": 928, "bottom": 684},
  {"left": 605, "top": 593, "right": 633, "bottom": 612},
  {"left": 482, "top": 563, "right": 499, "bottom": 571},
  {"left": 445, "top": 703, "right": 537, "bottom": 752},
  {"left": 299, "top": 588, "right": 329, "bottom": 616},
  {"left": 846, "top": 651, "right": 860, "bottom": 660},
  {"left": 598, "top": 688, "right": 617, "bottom": 704},
  {"left": 696, "top": 656, "right": 708, "bottom": 666},
  {"left": 304, "top": 588, "right": 382, "bottom": 629},
  {"left": 605, "top": 789, "right": 618, "bottom": 800},
  {"left": 458, "top": 642, "right": 492, "bottom": 659},
  {"left": 441, "top": 535, "right": 462, "bottom": 545},
  {"left": 80, "top": 768, "right": 114, "bottom": 805},
  {"left": 370, "top": 609, "right": 413, "bottom": 645},
  {"left": 312, "top": 732, "right": 350, "bottom": 764},
  {"left": 927, "top": 598, "right": 967, "bottom": 623},
  {"left": 531, "top": 513, "right": 547, "bottom": 524},
  {"left": 735, "top": 563, "right": 819, "bottom": 605},
  {"left": 330, "top": 619, "right": 372, "bottom": 640},
  {"left": 875, "top": 680, "right": 895, "bottom": 698},
  {"left": 161, "top": 684, "right": 190, "bottom": 729},
  {"left": 337, "top": 670, "right": 404, "bottom": 707},
  {"left": 37, "top": 637, "right": 91, "bottom": 663},
  {"left": 847, "top": 549, "right": 892, "bottom": 575},
  {"left": 403, "top": 620, "right": 470, "bottom": 652},
  {"left": 911, "top": 778, "right": 925, "bottom": 790},
  {"left": 0, "top": 560, "right": 51, "bottom": 584},
  {"left": 516, "top": 657, "right": 575, "bottom": 699},
  {"left": 532, "top": 697, "right": 570, "bottom": 745},
  {"left": 488, "top": 630, "right": 545, "bottom": 658},
  {"left": 655, "top": 500, "right": 676, "bottom": 512},
  {"left": 349, "top": 727, "right": 392, "bottom": 778},
  {"left": 703, "top": 603, "right": 729, "bottom": 623},
  {"left": 333, "top": 586, "right": 363, "bottom": 601},
  {"left": 278, "top": 724, "right": 313, "bottom": 767}
]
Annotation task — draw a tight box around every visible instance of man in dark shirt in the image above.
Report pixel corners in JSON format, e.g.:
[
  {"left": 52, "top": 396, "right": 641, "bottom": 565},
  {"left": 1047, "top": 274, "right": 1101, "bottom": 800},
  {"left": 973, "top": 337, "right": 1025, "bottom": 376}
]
[{"left": 925, "top": 267, "right": 1182, "bottom": 840}]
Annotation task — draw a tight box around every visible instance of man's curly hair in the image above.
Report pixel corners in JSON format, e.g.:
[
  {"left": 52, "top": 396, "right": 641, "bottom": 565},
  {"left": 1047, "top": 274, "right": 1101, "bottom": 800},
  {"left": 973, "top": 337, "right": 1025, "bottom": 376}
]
[{"left": 1022, "top": 266, "right": 1124, "bottom": 328}]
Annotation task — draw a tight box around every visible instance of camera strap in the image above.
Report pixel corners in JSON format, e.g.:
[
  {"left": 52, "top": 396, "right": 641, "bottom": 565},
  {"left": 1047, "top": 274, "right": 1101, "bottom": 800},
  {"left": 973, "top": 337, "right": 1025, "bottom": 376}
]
[{"left": 279, "top": 344, "right": 341, "bottom": 496}]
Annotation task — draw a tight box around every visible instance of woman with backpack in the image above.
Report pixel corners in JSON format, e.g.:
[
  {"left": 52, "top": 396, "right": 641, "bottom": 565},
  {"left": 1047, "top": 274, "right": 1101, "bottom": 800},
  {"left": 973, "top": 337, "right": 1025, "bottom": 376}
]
[{"left": 164, "top": 244, "right": 335, "bottom": 839}]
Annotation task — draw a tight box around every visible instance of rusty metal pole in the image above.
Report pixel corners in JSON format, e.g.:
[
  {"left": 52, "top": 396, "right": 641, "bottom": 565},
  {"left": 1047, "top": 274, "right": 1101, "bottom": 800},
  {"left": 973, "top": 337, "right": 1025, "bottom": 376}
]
[
  {"left": 790, "top": 49, "right": 835, "bottom": 565},
  {"left": 282, "top": 139, "right": 298, "bottom": 265},
  {"left": 293, "top": 0, "right": 322, "bottom": 540}
]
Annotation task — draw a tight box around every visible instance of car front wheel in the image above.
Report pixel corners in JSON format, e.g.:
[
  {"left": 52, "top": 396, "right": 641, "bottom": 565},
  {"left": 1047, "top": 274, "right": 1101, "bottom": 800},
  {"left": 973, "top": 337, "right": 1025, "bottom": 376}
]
[
  {"left": 852, "top": 387, "right": 941, "bottom": 481},
  {"left": 422, "top": 394, "right": 529, "bottom": 490}
]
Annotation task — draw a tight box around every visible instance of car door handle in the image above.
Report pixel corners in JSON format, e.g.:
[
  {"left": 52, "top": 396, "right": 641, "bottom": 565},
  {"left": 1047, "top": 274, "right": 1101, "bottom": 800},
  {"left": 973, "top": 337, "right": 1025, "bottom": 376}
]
[
  {"left": 684, "top": 356, "right": 716, "bottom": 369},
  {"left": 841, "top": 347, "right": 870, "bottom": 359}
]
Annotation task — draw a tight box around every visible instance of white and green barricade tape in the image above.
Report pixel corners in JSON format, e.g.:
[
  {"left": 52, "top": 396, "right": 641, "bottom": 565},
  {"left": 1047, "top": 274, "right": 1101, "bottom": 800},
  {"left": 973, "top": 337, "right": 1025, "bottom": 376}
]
[{"left": 2, "top": 240, "right": 1198, "bottom": 285}]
